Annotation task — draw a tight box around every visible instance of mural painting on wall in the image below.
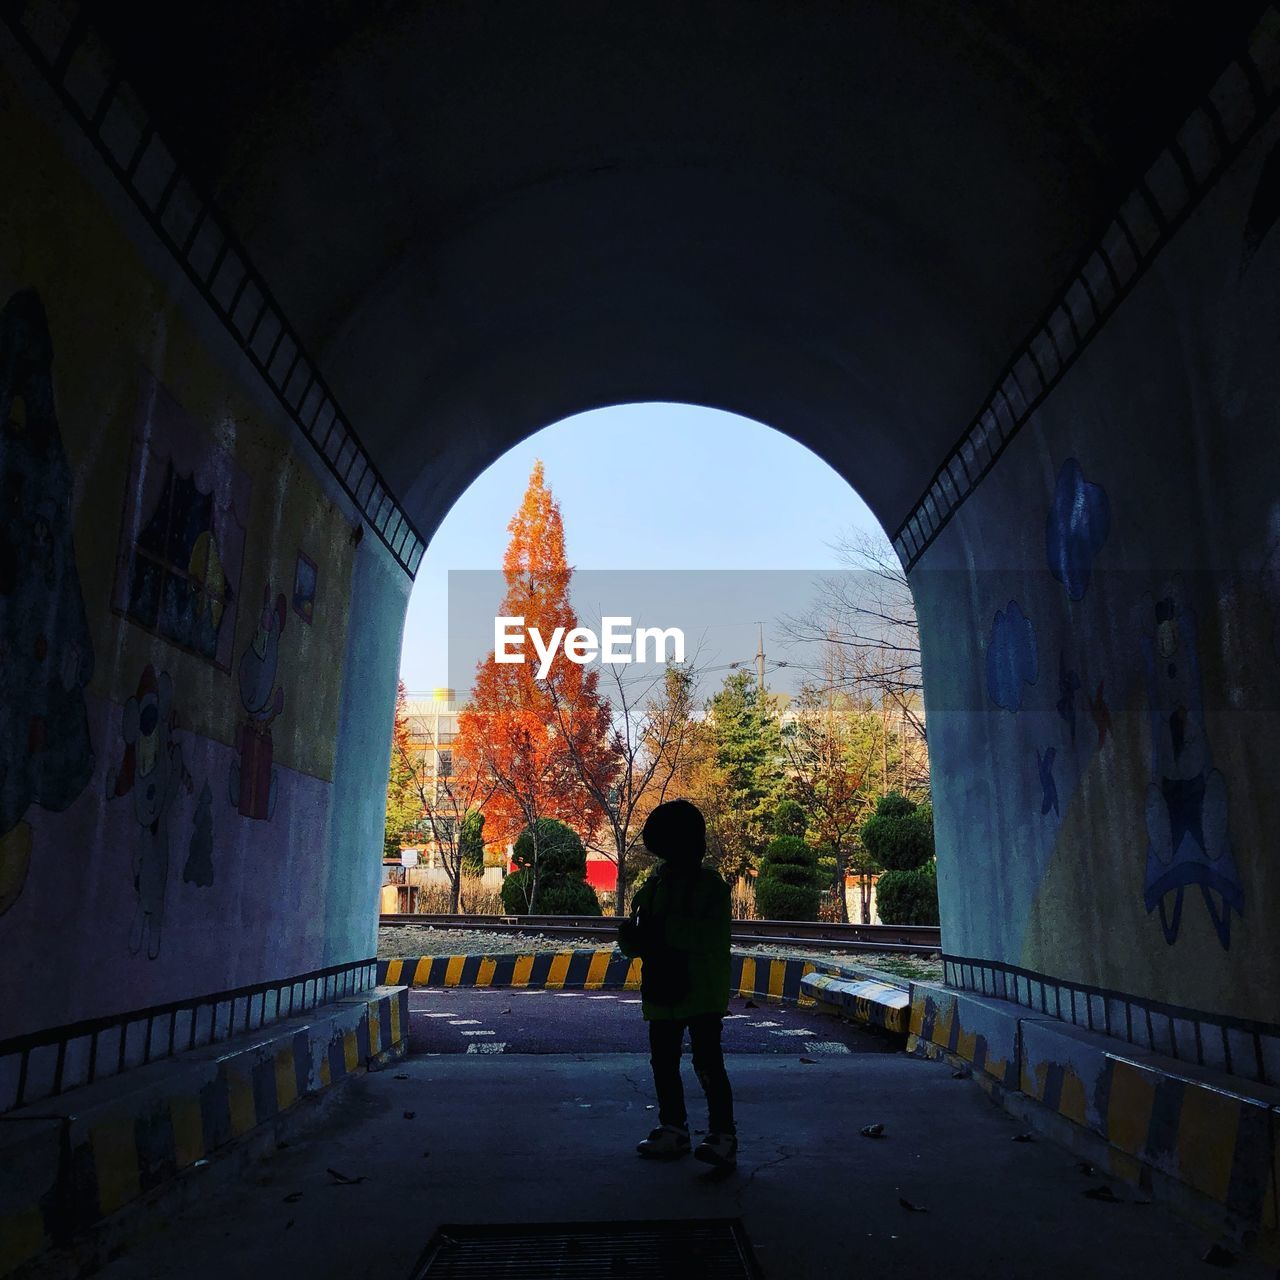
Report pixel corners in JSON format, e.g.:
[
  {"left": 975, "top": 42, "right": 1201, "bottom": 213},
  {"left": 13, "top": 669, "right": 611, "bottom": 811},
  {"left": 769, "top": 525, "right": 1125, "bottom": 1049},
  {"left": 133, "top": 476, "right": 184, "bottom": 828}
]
[
  {"left": 1056, "top": 653, "right": 1081, "bottom": 744},
  {"left": 986, "top": 600, "right": 1037, "bottom": 712},
  {"left": 1046, "top": 458, "right": 1110, "bottom": 601},
  {"left": 105, "top": 666, "right": 193, "bottom": 958},
  {"left": 1140, "top": 593, "right": 1244, "bottom": 948},
  {"left": 112, "top": 376, "right": 250, "bottom": 672},
  {"left": 0, "top": 289, "right": 96, "bottom": 917},
  {"left": 1086, "top": 680, "right": 1112, "bottom": 747},
  {"left": 292, "top": 550, "right": 317, "bottom": 624},
  {"left": 231, "top": 586, "right": 288, "bottom": 820},
  {"left": 1036, "top": 747, "right": 1059, "bottom": 816}
]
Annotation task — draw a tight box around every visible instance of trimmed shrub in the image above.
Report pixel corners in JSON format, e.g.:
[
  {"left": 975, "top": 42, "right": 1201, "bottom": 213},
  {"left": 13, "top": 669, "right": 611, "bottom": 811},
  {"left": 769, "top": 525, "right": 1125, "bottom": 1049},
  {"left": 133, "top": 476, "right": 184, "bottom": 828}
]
[
  {"left": 876, "top": 864, "right": 940, "bottom": 926},
  {"left": 512, "top": 818, "right": 587, "bottom": 878},
  {"left": 770, "top": 799, "right": 807, "bottom": 839},
  {"left": 535, "top": 878, "right": 600, "bottom": 915},
  {"left": 860, "top": 792, "right": 934, "bottom": 872},
  {"left": 500, "top": 819, "right": 600, "bottom": 914},
  {"left": 756, "top": 835, "right": 820, "bottom": 921}
]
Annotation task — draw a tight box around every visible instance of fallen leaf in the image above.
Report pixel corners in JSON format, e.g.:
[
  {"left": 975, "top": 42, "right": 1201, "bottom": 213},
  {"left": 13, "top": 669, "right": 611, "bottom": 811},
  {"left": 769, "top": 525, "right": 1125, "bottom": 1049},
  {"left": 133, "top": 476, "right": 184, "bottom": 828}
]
[
  {"left": 744, "top": 1000, "right": 759, "bottom": 1009},
  {"left": 898, "top": 1197, "right": 928, "bottom": 1213},
  {"left": 860, "top": 1123, "right": 885, "bottom": 1139},
  {"left": 799, "top": 1056, "right": 816, "bottom": 1064},
  {"left": 403, "top": 1110, "right": 416, "bottom": 1120},
  {"left": 326, "top": 1167, "right": 367, "bottom": 1186},
  {"left": 282, "top": 1191, "right": 303, "bottom": 1204},
  {"left": 1083, "top": 1185, "right": 1119, "bottom": 1202},
  {"left": 952, "top": 1067, "right": 971, "bottom": 1079},
  {"left": 422, "top": 1150, "right": 431, "bottom": 1158},
  {"left": 285, "top": 1220, "right": 294, "bottom": 1231},
  {"left": 1201, "top": 1243, "right": 1236, "bottom": 1267},
  {"left": 1077, "top": 1161, "right": 1096, "bottom": 1176},
  {"left": 1012, "top": 1132, "right": 1034, "bottom": 1143},
  {"left": 393, "top": 1073, "right": 409, "bottom": 1080},
  {"left": 501, "top": 1008, "right": 512, "bottom": 1014}
]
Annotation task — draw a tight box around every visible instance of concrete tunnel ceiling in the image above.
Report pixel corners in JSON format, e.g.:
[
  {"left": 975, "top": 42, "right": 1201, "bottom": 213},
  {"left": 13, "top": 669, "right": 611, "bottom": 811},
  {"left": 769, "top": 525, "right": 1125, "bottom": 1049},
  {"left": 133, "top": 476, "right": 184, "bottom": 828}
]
[{"left": 86, "top": 0, "right": 1266, "bottom": 543}]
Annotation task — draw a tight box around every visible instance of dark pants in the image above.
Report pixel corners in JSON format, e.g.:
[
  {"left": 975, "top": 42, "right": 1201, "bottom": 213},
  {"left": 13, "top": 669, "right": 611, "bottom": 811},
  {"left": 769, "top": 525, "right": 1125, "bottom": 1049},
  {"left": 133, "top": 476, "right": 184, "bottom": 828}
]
[{"left": 648, "top": 1014, "right": 735, "bottom": 1136}]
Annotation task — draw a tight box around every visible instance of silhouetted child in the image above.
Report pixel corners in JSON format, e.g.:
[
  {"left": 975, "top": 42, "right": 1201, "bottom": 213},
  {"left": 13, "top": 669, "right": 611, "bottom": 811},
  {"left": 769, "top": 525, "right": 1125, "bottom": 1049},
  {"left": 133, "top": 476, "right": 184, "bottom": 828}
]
[{"left": 617, "top": 798, "right": 736, "bottom": 1167}]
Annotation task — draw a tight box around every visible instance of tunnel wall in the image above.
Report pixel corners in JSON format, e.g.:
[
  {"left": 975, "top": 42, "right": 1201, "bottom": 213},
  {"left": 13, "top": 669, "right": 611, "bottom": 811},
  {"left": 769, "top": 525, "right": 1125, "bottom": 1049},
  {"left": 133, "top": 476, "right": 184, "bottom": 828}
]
[
  {"left": 915, "top": 106, "right": 1280, "bottom": 1037},
  {"left": 0, "top": 60, "right": 406, "bottom": 1046}
]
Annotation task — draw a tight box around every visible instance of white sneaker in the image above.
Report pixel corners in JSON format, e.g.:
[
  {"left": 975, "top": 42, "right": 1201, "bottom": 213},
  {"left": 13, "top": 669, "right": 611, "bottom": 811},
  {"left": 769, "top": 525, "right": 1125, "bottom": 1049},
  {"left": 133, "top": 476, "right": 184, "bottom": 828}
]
[
  {"left": 693, "top": 1133, "right": 738, "bottom": 1168},
  {"left": 636, "top": 1124, "right": 691, "bottom": 1159}
]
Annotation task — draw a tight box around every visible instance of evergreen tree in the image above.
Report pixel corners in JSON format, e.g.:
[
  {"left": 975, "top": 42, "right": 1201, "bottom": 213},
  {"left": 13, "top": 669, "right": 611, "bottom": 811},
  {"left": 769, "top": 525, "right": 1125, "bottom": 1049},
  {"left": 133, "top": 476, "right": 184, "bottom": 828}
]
[
  {"left": 500, "top": 817, "right": 600, "bottom": 915},
  {"left": 383, "top": 681, "right": 419, "bottom": 860},
  {"left": 459, "top": 810, "right": 486, "bottom": 876},
  {"left": 861, "top": 791, "right": 939, "bottom": 925},
  {"left": 704, "top": 670, "right": 782, "bottom": 877},
  {"left": 756, "top": 834, "right": 821, "bottom": 920}
]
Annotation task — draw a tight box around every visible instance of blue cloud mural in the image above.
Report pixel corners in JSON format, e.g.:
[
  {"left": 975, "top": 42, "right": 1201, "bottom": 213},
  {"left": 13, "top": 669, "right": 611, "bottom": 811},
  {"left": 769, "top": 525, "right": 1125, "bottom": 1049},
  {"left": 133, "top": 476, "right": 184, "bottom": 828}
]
[
  {"left": 986, "top": 600, "right": 1038, "bottom": 712},
  {"left": 1046, "top": 458, "right": 1110, "bottom": 601}
]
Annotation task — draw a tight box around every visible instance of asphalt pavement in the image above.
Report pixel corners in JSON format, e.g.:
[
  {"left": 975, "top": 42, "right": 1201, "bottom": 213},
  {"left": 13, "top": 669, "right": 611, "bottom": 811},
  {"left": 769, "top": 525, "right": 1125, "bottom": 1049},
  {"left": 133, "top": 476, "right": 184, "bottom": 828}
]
[
  {"left": 88, "top": 1048, "right": 1269, "bottom": 1280},
  {"left": 406, "top": 986, "right": 899, "bottom": 1057}
]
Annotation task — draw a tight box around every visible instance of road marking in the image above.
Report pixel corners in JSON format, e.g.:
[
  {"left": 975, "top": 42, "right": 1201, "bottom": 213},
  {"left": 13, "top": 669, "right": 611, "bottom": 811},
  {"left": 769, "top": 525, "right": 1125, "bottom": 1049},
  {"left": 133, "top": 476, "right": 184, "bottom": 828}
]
[
  {"left": 769, "top": 1029, "right": 814, "bottom": 1037},
  {"left": 460, "top": 1030, "right": 496, "bottom": 1036},
  {"left": 448, "top": 1019, "right": 481, "bottom": 1026},
  {"left": 466, "top": 1042, "right": 508, "bottom": 1054},
  {"left": 621, "top": 999, "right": 641, "bottom": 1004},
  {"left": 554, "top": 992, "right": 580, "bottom": 997},
  {"left": 804, "top": 1041, "right": 852, "bottom": 1054},
  {"left": 421, "top": 1013, "right": 455, "bottom": 1019},
  {"left": 723, "top": 1014, "right": 748, "bottom": 1020},
  {"left": 587, "top": 995, "right": 617, "bottom": 1000},
  {"left": 517, "top": 990, "right": 548, "bottom": 995},
  {"left": 751, "top": 1021, "right": 780, "bottom": 1028}
]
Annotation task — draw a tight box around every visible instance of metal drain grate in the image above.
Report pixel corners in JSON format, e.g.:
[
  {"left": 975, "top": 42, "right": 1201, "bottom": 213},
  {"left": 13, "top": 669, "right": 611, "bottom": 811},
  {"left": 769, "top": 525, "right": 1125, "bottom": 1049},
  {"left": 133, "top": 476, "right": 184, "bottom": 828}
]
[{"left": 409, "top": 1219, "right": 763, "bottom": 1279}]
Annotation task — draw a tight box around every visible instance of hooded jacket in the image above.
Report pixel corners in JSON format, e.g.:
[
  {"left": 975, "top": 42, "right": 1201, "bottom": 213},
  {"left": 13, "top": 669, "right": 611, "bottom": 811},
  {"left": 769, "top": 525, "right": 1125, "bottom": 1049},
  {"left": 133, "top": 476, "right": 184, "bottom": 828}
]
[{"left": 617, "top": 852, "right": 731, "bottom": 1021}]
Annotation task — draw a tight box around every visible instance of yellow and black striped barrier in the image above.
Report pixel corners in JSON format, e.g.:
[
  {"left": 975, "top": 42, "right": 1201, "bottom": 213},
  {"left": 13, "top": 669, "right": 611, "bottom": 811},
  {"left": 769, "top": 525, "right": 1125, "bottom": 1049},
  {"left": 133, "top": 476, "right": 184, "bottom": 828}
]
[
  {"left": 0, "top": 988, "right": 407, "bottom": 1278},
  {"left": 907, "top": 982, "right": 1280, "bottom": 1255},
  {"left": 378, "top": 949, "right": 827, "bottom": 1007}
]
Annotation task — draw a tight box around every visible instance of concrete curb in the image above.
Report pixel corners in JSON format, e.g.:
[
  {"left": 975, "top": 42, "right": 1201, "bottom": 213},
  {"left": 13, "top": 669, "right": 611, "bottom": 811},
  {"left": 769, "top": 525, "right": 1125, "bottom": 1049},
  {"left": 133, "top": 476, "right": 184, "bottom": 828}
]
[
  {"left": 0, "top": 986, "right": 408, "bottom": 1278},
  {"left": 379, "top": 949, "right": 917, "bottom": 1033},
  {"left": 801, "top": 972, "right": 911, "bottom": 1034},
  {"left": 907, "top": 980, "right": 1280, "bottom": 1259}
]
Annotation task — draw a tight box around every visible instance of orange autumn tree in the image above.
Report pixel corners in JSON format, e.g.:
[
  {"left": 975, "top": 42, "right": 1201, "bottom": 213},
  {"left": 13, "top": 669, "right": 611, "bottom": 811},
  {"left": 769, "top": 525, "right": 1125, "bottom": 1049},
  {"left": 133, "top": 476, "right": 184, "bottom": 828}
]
[{"left": 455, "top": 461, "right": 619, "bottom": 908}]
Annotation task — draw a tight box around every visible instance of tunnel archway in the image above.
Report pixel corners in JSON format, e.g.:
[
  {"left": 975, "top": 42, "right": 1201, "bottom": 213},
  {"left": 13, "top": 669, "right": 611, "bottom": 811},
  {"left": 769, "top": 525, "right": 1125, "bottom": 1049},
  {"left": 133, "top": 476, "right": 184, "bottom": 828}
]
[{"left": 1, "top": 0, "right": 1279, "bottom": 1169}]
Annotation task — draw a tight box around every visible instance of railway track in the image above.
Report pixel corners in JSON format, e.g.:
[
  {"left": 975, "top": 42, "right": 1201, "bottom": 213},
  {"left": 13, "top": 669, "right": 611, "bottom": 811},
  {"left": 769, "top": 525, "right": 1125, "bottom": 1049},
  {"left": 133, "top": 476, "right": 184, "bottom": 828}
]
[{"left": 378, "top": 913, "right": 941, "bottom": 956}]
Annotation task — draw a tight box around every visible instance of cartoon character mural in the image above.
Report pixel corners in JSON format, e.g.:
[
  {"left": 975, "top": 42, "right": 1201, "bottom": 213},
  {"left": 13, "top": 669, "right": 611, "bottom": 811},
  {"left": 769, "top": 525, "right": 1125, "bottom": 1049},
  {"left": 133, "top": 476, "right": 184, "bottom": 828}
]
[
  {"left": 112, "top": 375, "right": 249, "bottom": 673},
  {"left": 106, "top": 665, "right": 192, "bottom": 958},
  {"left": 0, "top": 289, "right": 95, "bottom": 916},
  {"left": 231, "top": 587, "right": 288, "bottom": 820},
  {"left": 1141, "top": 594, "right": 1244, "bottom": 948}
]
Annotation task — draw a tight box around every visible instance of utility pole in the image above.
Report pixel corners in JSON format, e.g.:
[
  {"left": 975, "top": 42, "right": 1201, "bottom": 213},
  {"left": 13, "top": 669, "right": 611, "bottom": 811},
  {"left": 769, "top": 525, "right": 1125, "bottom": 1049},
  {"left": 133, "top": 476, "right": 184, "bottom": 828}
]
[{"left": 755, "top": 623, "right": 766, "bottom": 695}]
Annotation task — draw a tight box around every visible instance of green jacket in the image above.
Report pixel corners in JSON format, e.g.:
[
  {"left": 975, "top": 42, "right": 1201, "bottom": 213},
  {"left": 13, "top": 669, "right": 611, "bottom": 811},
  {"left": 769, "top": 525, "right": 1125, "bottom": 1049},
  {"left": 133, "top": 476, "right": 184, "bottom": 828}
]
[{"left": 617, "top": 862, "right": 731, "bottom": 1020}]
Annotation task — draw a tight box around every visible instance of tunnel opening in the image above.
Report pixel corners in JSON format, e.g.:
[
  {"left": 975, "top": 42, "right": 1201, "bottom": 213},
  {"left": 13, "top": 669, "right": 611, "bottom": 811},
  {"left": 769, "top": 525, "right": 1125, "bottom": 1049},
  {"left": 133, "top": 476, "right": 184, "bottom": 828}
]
[{"left": 384, "top": 402, "right": 931, "bottom": 934}]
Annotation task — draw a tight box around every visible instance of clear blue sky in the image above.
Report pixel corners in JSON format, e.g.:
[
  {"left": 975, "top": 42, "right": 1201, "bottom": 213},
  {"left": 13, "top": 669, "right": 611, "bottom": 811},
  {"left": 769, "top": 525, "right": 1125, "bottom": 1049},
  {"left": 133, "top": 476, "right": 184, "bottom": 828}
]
[{"left": 399, "top": 403, "right": 885, "bottom": 692}]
